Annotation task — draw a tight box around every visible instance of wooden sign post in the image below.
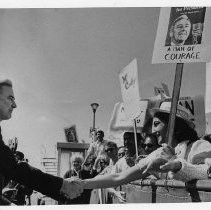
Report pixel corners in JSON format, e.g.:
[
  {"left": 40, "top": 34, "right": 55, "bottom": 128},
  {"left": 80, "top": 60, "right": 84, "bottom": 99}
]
[
  {"left": 166, "top": 63, "right": 184, "bottom": 147},
  {"left": 133, "top": 119, "right": 139, "bottom": 158}
]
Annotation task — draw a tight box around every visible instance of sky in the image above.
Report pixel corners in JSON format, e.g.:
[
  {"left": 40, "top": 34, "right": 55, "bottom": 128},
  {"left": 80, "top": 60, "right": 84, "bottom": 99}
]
[{"left": 0, "top": 6, "right": 209, "bottom": 168}]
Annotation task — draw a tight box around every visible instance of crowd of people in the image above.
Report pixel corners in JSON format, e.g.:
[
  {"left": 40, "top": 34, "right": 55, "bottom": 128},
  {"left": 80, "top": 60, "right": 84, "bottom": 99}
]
[
  {"left": 1, "top": 78, "right": 211, "bottom": 205},
  {"left": 59, "top": 129, "right": 161, "bottom": 204}
]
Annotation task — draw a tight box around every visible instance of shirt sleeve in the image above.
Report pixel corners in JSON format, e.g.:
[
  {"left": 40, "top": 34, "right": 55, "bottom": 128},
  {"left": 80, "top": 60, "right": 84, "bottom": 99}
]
[
  {"left": 169, "top": 158, "right": 209, "bottom": 182},
  {"left": 170, "top": 140, "right": 211, "bottom": 182}
]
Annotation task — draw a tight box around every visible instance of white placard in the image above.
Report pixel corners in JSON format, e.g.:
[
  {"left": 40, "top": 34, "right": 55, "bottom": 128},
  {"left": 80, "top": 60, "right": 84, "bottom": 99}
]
[
  {"left": 152, "top": 7, "right": 211, "bottom": 64},
  {"left": 108, "top": 100, "right": 148, "bottom": 134},
  {"left": 119, "top": 58, "right": 140, "bottom": 120}
]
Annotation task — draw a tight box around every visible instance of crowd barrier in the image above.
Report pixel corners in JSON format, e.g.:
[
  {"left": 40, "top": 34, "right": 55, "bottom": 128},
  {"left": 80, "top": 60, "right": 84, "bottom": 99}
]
[{"left": 113, "top": 179, "right": 211, "bottom": 203}]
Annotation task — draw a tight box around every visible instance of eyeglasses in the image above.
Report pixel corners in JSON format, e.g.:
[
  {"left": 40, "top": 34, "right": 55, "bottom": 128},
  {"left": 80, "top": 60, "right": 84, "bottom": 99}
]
[
  {"left": 105, "top": 148, "right": 114, "bottom": 153},
  {"left": 142, "top": 143, "right": 154, "bottom": 149},
  {"left": 99, "top": 160, "right": 107, "bottom": 164}
]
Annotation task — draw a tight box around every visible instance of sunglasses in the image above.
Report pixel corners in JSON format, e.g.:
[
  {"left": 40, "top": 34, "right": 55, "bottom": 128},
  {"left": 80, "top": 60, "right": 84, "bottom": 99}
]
[
  {"left": 99, "top": 160, "right": 107, "bottom": 164},
  {"left": 105, "top": 148, "right": 114, "bottom": 153},
  {"left": 142, "top": 143, "right": 154, "bottom": 149}
]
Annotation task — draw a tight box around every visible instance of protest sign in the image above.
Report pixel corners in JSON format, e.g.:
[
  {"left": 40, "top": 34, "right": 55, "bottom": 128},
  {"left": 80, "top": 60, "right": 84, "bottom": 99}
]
[
  {"left": 109, "top": 95, "right": 206, "bottom": 138},
  {"left": 152, "top": 7, "right": 211, "bottom": 64},
  {"left": 64, "top": 125, "right": 78, "bottom": 142},
  {"left": 119, "top": 58, "right": 140, "bottom": 120},
  {"left": 108, "top": 100, "right": 148, "bottom": 134}
]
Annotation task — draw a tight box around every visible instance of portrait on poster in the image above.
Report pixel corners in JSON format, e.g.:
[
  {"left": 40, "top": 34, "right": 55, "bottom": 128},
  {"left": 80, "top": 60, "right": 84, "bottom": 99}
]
[
  {"left": 165, "top": 7, "right": 206, "bottom": 47},
  {"left": 152, "top": 7, "right": 211, "bottom": 64}
]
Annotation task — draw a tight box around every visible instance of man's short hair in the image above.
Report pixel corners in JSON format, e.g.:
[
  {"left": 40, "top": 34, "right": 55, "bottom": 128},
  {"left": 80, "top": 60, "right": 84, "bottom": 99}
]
[
  {"left": 173, "top": 14, "right": 190, "bottom": 26},
  {"left": 96, "top": 130, "right": 104, "bottom": 137},
  {"left": 0, "top": 79, "right": 12, "bottom": 92}
]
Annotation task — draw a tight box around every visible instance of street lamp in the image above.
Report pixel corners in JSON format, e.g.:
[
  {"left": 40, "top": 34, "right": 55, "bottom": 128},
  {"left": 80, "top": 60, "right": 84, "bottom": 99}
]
[{"left": 91, "top": 103, "right": 99, "bottom": 130}]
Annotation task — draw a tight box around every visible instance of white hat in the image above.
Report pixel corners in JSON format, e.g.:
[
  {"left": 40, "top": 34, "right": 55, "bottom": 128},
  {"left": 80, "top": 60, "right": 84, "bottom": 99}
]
[{"left": 150, "top": 101, "right": 195, "bottom": 129}]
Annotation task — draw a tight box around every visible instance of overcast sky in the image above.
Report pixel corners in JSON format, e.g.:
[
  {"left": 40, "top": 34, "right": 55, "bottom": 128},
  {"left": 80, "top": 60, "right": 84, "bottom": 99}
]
[{"left": 0, "top": 7, "right": 208, "bottom": 168}]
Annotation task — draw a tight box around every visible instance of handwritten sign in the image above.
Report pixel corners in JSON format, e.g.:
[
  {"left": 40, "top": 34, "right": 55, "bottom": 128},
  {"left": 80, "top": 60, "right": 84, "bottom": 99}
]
[
  {"left": 152, "top": 7, "right": 211, "bottom": 63},
  {"left": 108, "top": 100, "right": 148, "bottom": 134},
  {"left": 119, "top": 59, "right": 140, "bottom": 120}
]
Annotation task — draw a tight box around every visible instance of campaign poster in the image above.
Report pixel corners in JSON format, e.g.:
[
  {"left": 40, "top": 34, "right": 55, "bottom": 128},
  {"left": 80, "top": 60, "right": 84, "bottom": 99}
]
[
  {"left": 64, "top": 125, "right": 78, "bottom": 142},
  {"left": 119, "top": 58, "right": 140, "bottom": 120},
  {"left": 152, "top": 7, "right": 211, "bottom": 63}
]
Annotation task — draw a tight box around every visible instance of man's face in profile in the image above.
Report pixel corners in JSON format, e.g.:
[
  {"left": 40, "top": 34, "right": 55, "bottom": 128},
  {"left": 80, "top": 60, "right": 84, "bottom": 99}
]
[
  {"left": 0, "top": 86, "right": 17, "bottom": 121},
  {"left": 173, "top": 18, "right": 191, "bottom": 44}
]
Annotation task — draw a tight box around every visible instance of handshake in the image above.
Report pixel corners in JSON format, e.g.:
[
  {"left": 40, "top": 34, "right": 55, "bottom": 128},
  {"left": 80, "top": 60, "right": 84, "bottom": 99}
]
[{"left": 60, "top": 177, "right": 85, "bottom": 199}]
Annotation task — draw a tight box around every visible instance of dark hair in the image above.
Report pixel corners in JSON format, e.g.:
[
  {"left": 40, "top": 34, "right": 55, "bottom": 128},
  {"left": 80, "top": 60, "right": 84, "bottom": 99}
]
[
  {"left": 123, "top": 132, "right": 143, "bottom": 145},
  {"left": 142, "top": 118, "right": 153, "bottom": 134},
  {"left": 0, "top": 80, "right": 12, "bottom": 93},
  {"left": 105, "top": 141, "right": 117, "bottom": 150},
  {"left": 154, "top": 112, "right": 198, "bottom": 143},
  {"left": 96, "top": 130, "right": 104, "bottom": 137},
  {"left": 203, "top": 134, "right": 211, "bottom": 143}
]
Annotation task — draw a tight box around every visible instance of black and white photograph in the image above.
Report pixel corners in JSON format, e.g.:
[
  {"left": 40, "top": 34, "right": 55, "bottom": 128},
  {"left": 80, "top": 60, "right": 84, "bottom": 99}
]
[
  {"left": 165, "top": 7, "right": 206, "bottom": 46},
  {"left": 1, "top": 1, "right": 211, "bottom": 209}
]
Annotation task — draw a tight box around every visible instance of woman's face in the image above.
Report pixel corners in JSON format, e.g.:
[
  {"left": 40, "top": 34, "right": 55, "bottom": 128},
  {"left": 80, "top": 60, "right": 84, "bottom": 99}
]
[{"left": 152, "top": 117, "right": 168, "bottom": 145}]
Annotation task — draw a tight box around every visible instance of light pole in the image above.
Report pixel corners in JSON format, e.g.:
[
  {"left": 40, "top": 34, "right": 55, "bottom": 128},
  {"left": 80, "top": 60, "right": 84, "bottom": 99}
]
[{"left": 91, "top": 103, "right": 99, "bottom": 130}]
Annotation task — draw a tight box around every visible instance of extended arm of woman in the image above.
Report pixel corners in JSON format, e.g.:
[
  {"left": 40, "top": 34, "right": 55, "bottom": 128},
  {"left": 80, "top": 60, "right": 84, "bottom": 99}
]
[
  {"left": 83, "top": 161, "right": 148, "bottom": 189},
  {"left": 82, "top": 146, "right": 174, "bottom": 189}
]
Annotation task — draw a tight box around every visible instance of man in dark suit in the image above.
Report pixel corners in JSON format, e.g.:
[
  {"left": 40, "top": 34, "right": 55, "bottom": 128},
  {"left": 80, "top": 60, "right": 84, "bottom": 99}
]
[{"left": 0, "top": 79, "right": 83, "bottom": 205}]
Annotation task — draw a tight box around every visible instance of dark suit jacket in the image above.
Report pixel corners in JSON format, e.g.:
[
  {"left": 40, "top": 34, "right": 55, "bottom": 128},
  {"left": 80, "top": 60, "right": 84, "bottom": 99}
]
[{"left": 0, "top": 127, "right": 64, "bottom": 204}]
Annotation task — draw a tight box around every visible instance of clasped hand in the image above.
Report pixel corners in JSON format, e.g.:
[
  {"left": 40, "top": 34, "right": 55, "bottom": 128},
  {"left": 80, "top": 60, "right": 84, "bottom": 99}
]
[
  {"left": 60, "top": 177, "right": 84, "bottom": 199},
  {"left": 143, "top": 144, "right": 182, "bottom": 174}
]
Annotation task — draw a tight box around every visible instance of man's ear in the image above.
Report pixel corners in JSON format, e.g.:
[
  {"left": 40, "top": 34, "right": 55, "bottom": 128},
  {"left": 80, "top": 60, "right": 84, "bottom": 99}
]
[{"left": 169, "top": 26, "right": 174, "bottom": 38}]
